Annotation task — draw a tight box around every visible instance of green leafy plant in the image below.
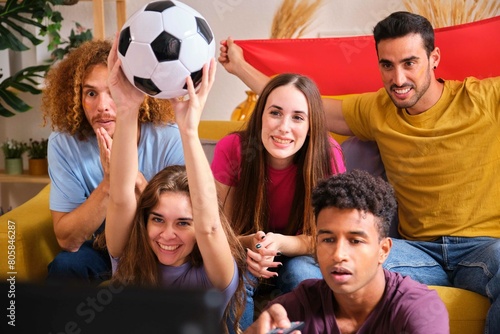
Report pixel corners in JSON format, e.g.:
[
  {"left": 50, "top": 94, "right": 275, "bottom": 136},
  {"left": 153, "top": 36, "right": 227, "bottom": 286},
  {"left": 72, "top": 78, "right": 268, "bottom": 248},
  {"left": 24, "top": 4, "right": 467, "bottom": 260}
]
[
  {"left": 0, "top": 0, "right": 92, "bottom": 117},
  {"left": 2, "top": 139, "right": 28, "bottom": 159},
  {"left": 0, "top": 0, "right": 64, "bottom": 52},
  {"left": 27, "top": 138, "right": 48, "bottom": 159},
  {"left": 50, "top": 22, "right": 93, "bottom": 61}
]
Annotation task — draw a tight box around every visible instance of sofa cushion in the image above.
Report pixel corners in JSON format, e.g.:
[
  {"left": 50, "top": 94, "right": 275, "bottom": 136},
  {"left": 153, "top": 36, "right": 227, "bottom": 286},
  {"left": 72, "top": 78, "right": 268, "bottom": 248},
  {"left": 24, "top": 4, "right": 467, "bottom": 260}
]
[
  {"left": 430, "top": 285, "right": 490, "bottom": 334},
  {"left": 0, "top": 184, "right": 60, "bottom": 282}
]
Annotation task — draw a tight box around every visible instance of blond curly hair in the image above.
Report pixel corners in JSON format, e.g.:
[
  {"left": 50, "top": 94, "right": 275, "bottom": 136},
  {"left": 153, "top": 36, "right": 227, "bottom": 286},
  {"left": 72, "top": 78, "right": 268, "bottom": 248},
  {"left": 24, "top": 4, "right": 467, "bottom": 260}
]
[{"left": 42, "top": 40, "right": 174, "bottom": 139}]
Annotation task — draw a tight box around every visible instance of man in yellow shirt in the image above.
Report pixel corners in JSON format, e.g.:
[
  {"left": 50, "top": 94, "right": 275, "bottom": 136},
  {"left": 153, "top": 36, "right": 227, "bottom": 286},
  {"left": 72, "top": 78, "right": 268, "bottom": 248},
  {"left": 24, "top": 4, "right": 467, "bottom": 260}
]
[{"left": 219, "top": 11, "right": 500, "bottom": 333}]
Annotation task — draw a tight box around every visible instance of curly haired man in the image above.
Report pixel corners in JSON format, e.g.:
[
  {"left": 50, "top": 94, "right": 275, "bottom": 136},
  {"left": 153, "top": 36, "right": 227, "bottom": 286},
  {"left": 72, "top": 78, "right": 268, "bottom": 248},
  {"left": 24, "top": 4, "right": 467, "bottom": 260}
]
[{"left": 42, "top": 40, "right": 184, "bottom": 284}]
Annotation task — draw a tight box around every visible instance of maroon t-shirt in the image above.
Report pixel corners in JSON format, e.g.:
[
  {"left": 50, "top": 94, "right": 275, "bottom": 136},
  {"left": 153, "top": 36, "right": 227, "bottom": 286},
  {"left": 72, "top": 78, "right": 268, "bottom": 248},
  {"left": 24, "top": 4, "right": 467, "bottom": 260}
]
[{"left": 267, "top": 269, "right": 449, "bottom": 334}]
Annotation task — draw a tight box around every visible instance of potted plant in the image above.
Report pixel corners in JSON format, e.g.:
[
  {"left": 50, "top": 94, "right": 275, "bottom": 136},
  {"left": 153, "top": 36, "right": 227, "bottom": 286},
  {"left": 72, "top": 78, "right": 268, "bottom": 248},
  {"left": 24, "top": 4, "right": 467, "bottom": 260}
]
[
  {"left": 2, "top": 139, "right": 28, "bottom": 175},
  {"left": 27, "top": 138, "right": 49, "bottom": 175},
  {"left": 0, "top": 1, "right": 92, "bottom": 117}
]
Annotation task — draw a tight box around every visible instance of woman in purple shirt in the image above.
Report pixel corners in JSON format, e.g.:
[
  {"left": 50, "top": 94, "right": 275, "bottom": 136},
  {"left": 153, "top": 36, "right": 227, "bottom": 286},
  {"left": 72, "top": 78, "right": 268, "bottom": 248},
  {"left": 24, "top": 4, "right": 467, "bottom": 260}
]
[{"left": 103, "top": 39, "right": 245, "bottom": 334}]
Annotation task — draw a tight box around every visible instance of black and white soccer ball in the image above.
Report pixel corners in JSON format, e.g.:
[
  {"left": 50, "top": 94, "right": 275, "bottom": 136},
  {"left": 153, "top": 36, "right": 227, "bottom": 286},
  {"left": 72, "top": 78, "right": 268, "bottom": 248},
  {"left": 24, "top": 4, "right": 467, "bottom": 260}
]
[{"left": 118, "top": 0, "right": 215, "bottom": 99}]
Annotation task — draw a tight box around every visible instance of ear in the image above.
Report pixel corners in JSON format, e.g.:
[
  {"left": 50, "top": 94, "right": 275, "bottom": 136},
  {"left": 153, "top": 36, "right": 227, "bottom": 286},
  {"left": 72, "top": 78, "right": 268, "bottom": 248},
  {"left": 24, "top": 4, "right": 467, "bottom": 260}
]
[
  {"left": 430, "top": 47, "right": 441, "bottom": 70},
  {"left": 378, "top": 237, "right": 392, "bottom": 265}
]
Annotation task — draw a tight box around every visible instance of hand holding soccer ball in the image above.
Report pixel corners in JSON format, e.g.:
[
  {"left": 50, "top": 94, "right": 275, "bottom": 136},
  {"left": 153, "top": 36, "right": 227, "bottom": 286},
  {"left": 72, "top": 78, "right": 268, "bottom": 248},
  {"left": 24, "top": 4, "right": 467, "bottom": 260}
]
[{"left": 118, "top": 1, "right": 215, "bottom": 99}]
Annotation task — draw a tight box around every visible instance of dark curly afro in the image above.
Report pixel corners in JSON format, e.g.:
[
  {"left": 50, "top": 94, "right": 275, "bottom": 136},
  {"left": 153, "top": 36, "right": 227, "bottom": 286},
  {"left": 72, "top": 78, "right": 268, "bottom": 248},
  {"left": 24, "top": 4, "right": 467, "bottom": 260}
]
[{"left": 312, "top": 169, "right": 397, "bottom": 238}]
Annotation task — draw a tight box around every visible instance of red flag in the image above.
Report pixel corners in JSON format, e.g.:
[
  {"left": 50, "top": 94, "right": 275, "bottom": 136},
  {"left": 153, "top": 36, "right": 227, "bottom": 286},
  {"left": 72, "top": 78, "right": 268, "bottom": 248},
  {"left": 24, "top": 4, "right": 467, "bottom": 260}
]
[{"left": 236, "top": 16, "right": 500, "bottom": 95}]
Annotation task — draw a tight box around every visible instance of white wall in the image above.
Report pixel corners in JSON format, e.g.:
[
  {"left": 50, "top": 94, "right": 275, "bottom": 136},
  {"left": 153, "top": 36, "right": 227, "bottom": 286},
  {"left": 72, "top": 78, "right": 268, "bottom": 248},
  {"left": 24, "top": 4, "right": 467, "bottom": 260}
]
[
  {"left": 2, "top": 0, "right": 407, "bottom": 208},
  {"left": 1, "top": 0, "right": 407, "bottom": 135},
  {"left": 0, "top": 0, "right": 422, "bottom": 209},
  {"left": 178, "top": 0, "right": 406, "bottom": 120}
]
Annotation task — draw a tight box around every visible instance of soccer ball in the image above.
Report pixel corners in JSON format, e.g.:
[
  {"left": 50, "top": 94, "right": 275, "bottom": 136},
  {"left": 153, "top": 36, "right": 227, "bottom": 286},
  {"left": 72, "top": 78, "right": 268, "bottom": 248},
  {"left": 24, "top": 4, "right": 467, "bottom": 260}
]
[{"left": 118, "top": 0, "right": 215, "bottom": 99}]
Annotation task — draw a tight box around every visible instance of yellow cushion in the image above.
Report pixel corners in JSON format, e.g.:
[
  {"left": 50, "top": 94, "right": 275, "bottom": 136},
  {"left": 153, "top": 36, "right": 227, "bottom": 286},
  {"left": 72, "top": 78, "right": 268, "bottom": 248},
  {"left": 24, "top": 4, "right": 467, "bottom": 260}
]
[
  {"left": 198, "top": 120, "right": 246, "bottom": 140},
  {"left": 429, "top": 285, "right": 490, "bottom": 334},
  {"left": 330, "top": 133, "right": 350, "bottom": 145},
  {"left": 0, "top": 184, "right": 60, "bottom": 282}
]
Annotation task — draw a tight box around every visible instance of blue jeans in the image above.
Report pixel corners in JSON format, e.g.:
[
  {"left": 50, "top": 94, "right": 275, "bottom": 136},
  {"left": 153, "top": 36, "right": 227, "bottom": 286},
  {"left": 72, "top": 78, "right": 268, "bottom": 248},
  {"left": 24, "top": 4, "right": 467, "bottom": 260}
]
[
  {"left": 234, "top": 255, "right": 322, "bottom": 333},
  {"left": 384, "top": 237, "right": 500, "bottom": 334},
  {"left": 47, "top": 239, "right": 111, "bottom": 285}
]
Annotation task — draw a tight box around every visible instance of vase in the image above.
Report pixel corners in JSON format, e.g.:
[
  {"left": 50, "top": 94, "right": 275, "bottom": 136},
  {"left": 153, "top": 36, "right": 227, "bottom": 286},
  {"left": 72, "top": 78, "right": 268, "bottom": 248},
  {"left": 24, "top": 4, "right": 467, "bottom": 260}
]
[
  {"left": 5, "top": 158, "right": 23, "bottom": 175},
  {"left": 231, "top": 90, "right": 257, "bottom": 121},
  {"left": 28, "top": 158, "right": 49, "bottom": 176}
]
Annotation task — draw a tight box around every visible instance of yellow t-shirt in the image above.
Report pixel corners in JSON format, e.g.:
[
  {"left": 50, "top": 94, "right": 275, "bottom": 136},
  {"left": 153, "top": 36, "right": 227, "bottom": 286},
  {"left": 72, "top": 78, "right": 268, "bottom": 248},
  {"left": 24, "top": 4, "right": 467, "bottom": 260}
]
[{"left": 342, "top": 77, "right": 500, "bottom": 240}]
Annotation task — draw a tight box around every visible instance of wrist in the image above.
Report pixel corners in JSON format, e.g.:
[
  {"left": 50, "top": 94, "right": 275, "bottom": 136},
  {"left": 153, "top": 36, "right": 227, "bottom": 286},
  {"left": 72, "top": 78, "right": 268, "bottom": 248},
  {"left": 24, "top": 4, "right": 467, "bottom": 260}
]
[
  {"left": 98, "top": 177, "right": 111, "bottom": 195},
  {"left": 116, "top": 104, "right": 141, "bottom": 117}
]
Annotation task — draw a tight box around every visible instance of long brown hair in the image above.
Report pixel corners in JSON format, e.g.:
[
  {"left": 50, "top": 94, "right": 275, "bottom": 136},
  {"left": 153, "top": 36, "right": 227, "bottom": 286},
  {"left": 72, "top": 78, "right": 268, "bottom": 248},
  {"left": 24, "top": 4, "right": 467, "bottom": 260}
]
[
  {"left": 230, "top": 73, "right": 343, "bottom": 240},
  {"left": 111, "top": 165, "right": 246, "bottom": 334}
]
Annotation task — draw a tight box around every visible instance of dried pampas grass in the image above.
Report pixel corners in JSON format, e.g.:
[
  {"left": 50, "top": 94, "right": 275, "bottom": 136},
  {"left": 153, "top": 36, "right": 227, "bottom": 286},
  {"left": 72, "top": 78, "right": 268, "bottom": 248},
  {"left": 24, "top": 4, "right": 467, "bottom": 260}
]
[
  {"left": 270, "top": 0, "right": 324, "bottom": 38},
  {"left": 403, "top": 0, "right": 500, "bottom": 28}
]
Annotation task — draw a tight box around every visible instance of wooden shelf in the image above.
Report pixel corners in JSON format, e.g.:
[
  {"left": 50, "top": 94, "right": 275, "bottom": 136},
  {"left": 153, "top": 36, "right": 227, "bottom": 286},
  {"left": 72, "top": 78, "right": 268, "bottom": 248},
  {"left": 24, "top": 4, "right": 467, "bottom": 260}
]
[
  {"left": 81, "top": 0, "right": 127, "bottom": 40},
  {"left": 0, "top": 170, "right": 50, "bottom": 184}
]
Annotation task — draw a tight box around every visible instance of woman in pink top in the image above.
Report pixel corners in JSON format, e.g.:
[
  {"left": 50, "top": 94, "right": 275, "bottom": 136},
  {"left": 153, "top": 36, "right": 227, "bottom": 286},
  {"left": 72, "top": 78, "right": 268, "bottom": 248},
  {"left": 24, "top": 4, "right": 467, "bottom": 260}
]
[{"left": 211, "top": 73, "right": 345, "bottom": 330}]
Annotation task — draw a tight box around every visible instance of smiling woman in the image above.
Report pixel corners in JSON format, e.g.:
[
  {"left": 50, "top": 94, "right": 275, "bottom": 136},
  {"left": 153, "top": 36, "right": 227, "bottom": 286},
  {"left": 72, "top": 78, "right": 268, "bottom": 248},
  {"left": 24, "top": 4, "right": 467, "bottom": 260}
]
[
  {"left": 103, "top": 52, "right": 246, "bottom": 333},
  {"left": 146, "top": 188, "right": 196, "bottom": 268},
  {"left": 260, "top": 84, "right": 310, "bottom": 170},
  {"left": 211, "top": 73, "right": 346, "bottom": 330}
]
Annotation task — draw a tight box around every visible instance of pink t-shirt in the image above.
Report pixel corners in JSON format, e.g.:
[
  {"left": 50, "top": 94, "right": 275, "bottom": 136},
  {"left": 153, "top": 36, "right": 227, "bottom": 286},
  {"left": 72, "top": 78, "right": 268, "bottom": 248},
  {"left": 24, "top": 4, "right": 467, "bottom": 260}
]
[{"left": 211, "top": 133, "right": 345, "bottom": 232}]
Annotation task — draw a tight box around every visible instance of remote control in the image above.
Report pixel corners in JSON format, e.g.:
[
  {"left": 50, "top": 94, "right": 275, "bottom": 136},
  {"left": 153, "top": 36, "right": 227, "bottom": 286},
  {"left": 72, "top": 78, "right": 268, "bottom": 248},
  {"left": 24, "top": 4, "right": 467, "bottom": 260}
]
[{"left": 266, "top": 321, "right": 305, "bottom": 334}]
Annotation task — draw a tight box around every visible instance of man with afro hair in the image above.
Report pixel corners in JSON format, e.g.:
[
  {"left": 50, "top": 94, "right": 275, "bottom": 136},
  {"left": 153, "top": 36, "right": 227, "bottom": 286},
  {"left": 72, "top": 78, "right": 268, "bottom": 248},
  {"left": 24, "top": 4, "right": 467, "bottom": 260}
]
[{"left": 251, "top": 170, "right": 449, "bottom": 334}]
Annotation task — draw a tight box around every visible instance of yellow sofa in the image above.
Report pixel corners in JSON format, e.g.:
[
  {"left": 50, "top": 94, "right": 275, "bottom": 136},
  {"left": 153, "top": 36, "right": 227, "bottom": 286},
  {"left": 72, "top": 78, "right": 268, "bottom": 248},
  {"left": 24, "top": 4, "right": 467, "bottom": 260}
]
[
  {"left": 0, "top": 120, "right": 490, "bottom": 333},
  {"left": 0, "top": 183, "right": 59, "bottom": 282}
]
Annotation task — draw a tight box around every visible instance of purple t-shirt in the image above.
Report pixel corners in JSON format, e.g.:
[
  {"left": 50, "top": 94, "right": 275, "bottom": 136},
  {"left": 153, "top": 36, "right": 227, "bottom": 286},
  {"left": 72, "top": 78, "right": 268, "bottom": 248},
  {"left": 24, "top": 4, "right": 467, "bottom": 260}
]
[
  {"left": 267, "top": 269, "right": 449, "bottom": 334},
  {"left": 211, "top": 133, "right": 346, "bottom": 232},
  {"left": 111, "top": 257, "right": 239, "bottom": 320}
]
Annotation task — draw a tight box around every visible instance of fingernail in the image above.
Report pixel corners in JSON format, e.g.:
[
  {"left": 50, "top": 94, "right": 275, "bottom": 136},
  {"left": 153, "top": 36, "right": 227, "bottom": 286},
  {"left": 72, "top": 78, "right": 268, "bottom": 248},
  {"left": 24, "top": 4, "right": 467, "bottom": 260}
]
[
  {"left": 255, "top": 244, "right": 261, "bottom": 249},
  {"left": 277, "top": 263, "right": 283, "bottom": 268}
]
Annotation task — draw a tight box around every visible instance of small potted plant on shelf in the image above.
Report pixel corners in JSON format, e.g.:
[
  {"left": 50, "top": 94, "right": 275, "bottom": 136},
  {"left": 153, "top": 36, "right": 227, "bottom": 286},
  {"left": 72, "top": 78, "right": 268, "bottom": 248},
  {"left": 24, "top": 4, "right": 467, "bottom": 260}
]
[
  {"left": 27, "top": 138, "right": 49, "bottom": 176},
  {"left": 2, "top": 139, "right": 28, "bottom": 175}
]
